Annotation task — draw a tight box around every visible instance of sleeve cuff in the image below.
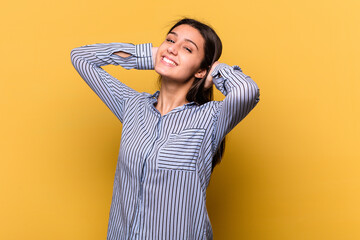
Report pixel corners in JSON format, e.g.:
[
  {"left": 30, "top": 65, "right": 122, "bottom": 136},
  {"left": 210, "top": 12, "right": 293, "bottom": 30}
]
[
  {"left": 93, "top": 42, "right": 154, "bottom": 70},
  {"left": 211, "top": 63, "right": 243, "bottom": 96},
  {"left": 94, "top": 42, "right": 137, "bottom": 69},
  {"left": 135, "top": 43, "right": 154, "bottom": 70},
  {"left": 211, "top": 63, "right": 242, "bottom": 78}
]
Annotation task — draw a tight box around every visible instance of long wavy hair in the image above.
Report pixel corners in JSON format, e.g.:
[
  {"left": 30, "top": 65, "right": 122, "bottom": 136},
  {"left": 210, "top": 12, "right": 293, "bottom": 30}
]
[{"left": 157, "top": 17, "right": 225, "bottom": 173}]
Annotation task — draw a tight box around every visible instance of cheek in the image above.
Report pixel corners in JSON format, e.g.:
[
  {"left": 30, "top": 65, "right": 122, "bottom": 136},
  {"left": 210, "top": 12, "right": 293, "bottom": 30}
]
[
  {"left": 155, "top": 44, "right": 164, "bottom": 57},
  {"left": 184, "top": 56, "right": 202, "bottom": 72},
  {"left": 155, "top": 53, "right": 160, "bottom": 66},
  {"left": 156, "top": 49, "right": 162, "bottom": 60}
]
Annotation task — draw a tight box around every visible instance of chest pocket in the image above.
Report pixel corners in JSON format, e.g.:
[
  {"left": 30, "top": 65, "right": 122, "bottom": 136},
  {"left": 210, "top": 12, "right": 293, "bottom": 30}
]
[{"left": 157, "top": 128, "right": 206, "bottom": 172}]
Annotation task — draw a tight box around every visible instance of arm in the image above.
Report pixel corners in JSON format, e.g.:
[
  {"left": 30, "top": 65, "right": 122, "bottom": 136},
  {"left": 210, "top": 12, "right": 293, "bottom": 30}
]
[
  {"left": 209, "top": 62, "right": 260, "bottom": 154},
  {"left": 70, "top": 42, "right": 154, "bottom": 123}
]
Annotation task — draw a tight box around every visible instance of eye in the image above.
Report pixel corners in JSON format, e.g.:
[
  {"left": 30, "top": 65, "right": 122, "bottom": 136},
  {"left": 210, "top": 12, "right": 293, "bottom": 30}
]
[
  {"left": 166, "top": 38, "right": 175, "bottom": 43},
  {"left": 184, "top": 47, "right": 192, "bottom": 53}
]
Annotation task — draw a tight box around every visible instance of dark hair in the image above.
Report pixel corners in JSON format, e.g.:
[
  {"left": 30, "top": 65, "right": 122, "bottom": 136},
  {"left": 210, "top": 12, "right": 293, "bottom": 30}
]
[{"left": 157, "top": 17, "right": 225, "bottom": 173}]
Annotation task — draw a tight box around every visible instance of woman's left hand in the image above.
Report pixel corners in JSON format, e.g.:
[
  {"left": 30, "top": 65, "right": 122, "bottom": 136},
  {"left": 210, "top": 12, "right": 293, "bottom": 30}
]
[{"left": 204, "top": 61, "right": 220, "bottom": 90}]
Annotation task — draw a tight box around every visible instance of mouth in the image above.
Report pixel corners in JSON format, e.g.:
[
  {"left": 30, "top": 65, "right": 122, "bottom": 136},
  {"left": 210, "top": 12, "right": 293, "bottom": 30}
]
[{"left": 161, "top": 56, "right": 178, "bottom": 66}]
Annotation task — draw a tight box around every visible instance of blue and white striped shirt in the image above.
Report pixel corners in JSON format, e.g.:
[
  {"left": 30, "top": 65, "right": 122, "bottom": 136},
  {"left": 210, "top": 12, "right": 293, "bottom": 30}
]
[{"left": 70, "top": 42, "right": 260, "bottom": 240}]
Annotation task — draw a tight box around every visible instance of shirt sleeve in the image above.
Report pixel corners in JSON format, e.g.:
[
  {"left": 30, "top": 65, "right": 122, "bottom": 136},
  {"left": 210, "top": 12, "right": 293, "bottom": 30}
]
[
  {"left": 70, "top": 42, "right": 154, "bottom": 123},
  {"left": 210, "top": 63, "right": 260, "bottom": 154}
]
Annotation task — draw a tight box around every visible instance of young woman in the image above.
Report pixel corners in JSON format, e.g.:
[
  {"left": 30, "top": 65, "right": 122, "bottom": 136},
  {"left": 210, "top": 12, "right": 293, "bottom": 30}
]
[{"left": 71, "top": 18, "right": 260, "bottom": 240}]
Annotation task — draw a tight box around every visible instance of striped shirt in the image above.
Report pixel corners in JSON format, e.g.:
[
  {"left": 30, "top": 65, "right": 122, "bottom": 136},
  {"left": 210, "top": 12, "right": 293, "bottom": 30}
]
[{"left": 70, "top": 42, "right": 260, "bottom": 240}]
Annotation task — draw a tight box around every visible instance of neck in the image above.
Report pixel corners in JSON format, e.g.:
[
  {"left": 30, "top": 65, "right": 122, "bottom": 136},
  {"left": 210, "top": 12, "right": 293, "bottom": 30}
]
[{"left": 154, "top": 77, "right": 194, "bottom": 114}]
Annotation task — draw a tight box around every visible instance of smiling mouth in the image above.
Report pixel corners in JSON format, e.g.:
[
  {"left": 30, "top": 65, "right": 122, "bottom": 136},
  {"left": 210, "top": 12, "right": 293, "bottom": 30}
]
[{"left": 162, "top": 56, "right": 177, "bottom": 66}]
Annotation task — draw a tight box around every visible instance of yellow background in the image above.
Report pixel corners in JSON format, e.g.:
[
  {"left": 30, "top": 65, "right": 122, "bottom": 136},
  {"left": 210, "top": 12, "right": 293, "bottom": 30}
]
[{"left": 1, "top": 0, "right": 359, "bottom": 239}]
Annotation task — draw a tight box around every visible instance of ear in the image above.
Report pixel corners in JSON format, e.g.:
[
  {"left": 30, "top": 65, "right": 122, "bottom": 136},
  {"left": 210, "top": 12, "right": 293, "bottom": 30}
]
[{"left": 194, "top": 68, "right": 207, "bottom": 79}]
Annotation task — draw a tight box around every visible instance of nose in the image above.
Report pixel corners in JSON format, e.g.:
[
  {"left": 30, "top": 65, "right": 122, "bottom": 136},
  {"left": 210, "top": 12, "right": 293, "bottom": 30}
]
[{"left": 167, "top": 44, "right": 178, "bottom": 55}]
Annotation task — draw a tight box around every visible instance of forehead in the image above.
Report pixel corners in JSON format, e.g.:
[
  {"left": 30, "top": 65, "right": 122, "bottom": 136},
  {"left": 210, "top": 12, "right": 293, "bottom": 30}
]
[{"left": 169, "top": 24, "right": 205, "bottom": 46}]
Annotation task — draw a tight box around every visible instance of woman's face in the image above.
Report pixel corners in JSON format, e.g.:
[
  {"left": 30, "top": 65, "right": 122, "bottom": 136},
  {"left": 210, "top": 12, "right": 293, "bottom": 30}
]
[{"left": 154, "top": 24, "right": 206, "bottom": 83}]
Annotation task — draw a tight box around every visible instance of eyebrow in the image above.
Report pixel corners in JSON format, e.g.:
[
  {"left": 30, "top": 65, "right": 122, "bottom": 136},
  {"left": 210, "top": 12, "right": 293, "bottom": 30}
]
[{"left": 168, "top": 31, "right": 199, "bottom": 50}]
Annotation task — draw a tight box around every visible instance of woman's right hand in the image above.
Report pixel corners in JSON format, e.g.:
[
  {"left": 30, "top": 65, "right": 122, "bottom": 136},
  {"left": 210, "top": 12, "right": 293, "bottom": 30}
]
[
  {"left": 204, "top": 61, "right": 220, "bottom": 89},
  {"left": 152, "top": 46, "right": 158, "bottom": 68}
]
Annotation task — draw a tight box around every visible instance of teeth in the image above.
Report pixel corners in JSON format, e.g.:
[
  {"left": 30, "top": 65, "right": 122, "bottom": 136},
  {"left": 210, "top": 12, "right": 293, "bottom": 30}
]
[{"left": 163, "top": 56, "right": 176, "bottom": 66}]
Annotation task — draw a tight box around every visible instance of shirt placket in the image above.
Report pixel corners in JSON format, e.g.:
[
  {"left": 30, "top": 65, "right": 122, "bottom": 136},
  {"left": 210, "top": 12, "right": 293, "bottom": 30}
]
[{"left": 129, "top": 110, "right": 165, "bottom": 239}]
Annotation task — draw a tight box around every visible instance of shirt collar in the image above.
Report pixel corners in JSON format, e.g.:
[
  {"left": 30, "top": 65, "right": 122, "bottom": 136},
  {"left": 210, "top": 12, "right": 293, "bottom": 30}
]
[{"left": 147, "top": 90, "right": 198, "bottom": 113}]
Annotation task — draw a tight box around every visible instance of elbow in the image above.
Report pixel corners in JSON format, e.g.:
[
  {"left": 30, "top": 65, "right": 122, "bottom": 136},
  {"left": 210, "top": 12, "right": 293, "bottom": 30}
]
[
  {"left": 235, "top": 73, "right": 260, "bottom": 105},
  {"left": 235, "top": 82, "right": 260, "bottom": 113},
  {"left": 70, "top": 48, "right": 80, "bottom": 65},
  {"left": 255, "top": 87, "right": 260, "bottom": 104},
  {"left": 70, "top": 47, "right": 87, "bottom": 70},
  {"left": 247, "top": 77, "right": 260, "bottom": 105}
]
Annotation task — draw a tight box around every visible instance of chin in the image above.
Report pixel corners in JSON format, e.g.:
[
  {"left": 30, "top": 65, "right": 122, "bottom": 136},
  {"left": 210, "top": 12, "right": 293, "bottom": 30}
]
[
  {"left": 154, "top": 66, "right": 165, "bottom": 76},
  {"left": 154, "top": 64, "right": 190, "bottom": 83},
  {"left": 155, "top": 65, "right": 172, "bottom": 78},
  {"left": 155, "top": 69, "right": 180, "bottom": 83}
]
